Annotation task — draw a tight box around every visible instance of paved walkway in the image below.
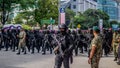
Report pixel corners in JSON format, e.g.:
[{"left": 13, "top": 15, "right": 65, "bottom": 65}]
[{"left": 0, "top": 50, "right": 120, "bottom": 68}]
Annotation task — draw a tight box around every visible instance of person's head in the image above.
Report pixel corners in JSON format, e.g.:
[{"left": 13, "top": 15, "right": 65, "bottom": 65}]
[
  {"left": 93, "top": 26, "right": 100, "bottom": 36},
  {"left": 77, "top": 29, "right": 82, "bottom": 34},
  {"left": 58, "top": 24, "right": 68, "bottom": 34},
  {"left": 118, "top": 29, "right": 120, "bottom": 34},
  {"left": 67, "top": 29, "right": 71, "bottom": 34},
  {"left": 20, "top": 28, "right": 24, "bottom": 32},
  {"left": 0, "top": 29, "right": 1, "bottom": 32},
  {"left": 114, "top": 29, "right": 118, "bottom": 34}
]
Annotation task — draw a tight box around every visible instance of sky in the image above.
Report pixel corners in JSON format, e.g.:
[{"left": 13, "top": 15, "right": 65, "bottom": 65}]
[{"left": 61, "top": 0, "right": 70, "bottom": 1}]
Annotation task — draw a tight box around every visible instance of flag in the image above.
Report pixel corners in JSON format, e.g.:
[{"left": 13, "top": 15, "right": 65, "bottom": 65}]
[{"left": 60, "top": 13, "right": 65, "bottom": 24}]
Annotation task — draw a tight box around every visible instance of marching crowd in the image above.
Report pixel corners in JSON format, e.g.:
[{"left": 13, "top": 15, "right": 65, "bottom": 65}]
[{"left": 0, "top": 24, "right": 120, "bottom": 68}]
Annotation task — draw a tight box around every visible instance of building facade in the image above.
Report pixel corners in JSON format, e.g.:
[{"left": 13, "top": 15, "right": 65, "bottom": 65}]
[
  {"left": 118, "top": 3, "right": 120, "bottom": 22},
  {"left": 97, "top": 0, "right": 118, "bottom": 21},
  {"left": 69, "top": 0, "right": 97, "bottom": 13}
]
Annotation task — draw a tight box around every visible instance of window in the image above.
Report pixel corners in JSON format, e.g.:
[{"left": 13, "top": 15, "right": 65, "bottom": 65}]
[
  {"left": 73, "top": 0, "right": 76, "bottom": 1},
  {"left": 73, "top": 5, "right": 76, "bottom": 9}
]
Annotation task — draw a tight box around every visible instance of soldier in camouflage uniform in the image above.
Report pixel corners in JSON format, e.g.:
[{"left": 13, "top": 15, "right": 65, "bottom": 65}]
[
  {"left": 16, "top": 28, "right": 27, "bottom": 55},
  {"left": 112, "top": 30, "right": 119, "bottom": 61},
  {"left": 117, "top": 30, "right": 120, "bottom": 65},
  {"left": 88, "top": 26, "right": 102, "bottom": 68}
]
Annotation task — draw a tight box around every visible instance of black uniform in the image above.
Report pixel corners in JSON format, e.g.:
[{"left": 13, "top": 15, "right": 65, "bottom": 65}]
[
  {"left": 3, "top": 29, "right": 10, "bottom": 51},
  {"left": 53, "top": 24, "right": 74, "bottom": 68},
  {"left": 29, "top": 30, "right": 36, "bottom": 54},
  {"left": 0, "top": 30, "right": 3, "bottom": 50}
]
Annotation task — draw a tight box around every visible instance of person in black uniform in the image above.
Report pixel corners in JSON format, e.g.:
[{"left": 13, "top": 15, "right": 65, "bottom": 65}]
[
  {"left": 53, "top": 24, "right": 74, "bottom": 68},
  {"left": 11, "top": 29, "right": 17, "bottom": 52},
  {"left": 29, "top": 29, "right": 36, "bottom": 54},
  {"left": 3, "top": 29, "right": 10, "bottom": 51},
  {"left": 0, "top": 29, "right": 3, "bottom": 50}
]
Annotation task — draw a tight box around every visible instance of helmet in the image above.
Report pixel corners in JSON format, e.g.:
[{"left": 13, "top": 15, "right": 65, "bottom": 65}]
[{"left": 58, "top": 24, "right": 68, "bottom": 29}]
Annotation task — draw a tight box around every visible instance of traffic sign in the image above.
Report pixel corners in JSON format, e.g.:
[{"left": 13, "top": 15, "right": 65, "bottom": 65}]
[
  {"left": 60, "top": 8, "right": 65, "bottom": 13},
  {"left": 41, "top": 20, "right": 55, "bottom": 24},
  {"left": 99, "top": 19, "right": 103, "bottom": 33}
]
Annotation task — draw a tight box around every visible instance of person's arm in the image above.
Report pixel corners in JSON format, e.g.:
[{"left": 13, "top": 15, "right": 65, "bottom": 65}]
[
  {"left": 23, "top": 32, "right": 26, "bottom": 40},
  {"left": 67, "top": 36, "right": 75, "bottom": 51},
  {"left": 53, "top": 46, "right": 59, "bottom": 53},
  {"left": 88, "top": 45, "right": 96, "bottom": 64},
  {"left": 88, "top": 37, "right": 98, "bottom": 64},
  {"left": 112, "top": 33, "right": 114, "bottom": 46},
  {"left": 90, "top": 45, "right": 96, "bottom": 59}
]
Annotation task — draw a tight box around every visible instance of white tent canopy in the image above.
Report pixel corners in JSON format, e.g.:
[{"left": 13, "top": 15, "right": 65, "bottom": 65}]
[{"left": 3, "top": 24, "right": 22, "bottom": 29}]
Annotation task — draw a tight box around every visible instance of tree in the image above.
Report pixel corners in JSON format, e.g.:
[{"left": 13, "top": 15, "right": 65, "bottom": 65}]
[
  {"left": 110, "top": 20, "right": 118, "bottom": 27},
  {"left": 19, "top": 0, "right": 35, "bottom": 10},
  {"left": 65, "top": 8, "right": 75, "bottom": 20},
  {"left": 83, "top": 9, "right": 109, "bottom": 28},
  {"left": 0, "top": 0, "right": 20, "bottom": 25},
  {"left": 35, "top": 0, "right": 58, "bottom": 25},
  {"left": 14, "top": 11, "right": 36, "bottom": 26},
  {"left": 72, "top": 9, "right": 110, "bottom": 29},
  {"left": 74, "top": 14, "right": 86, "bottom": 27},
  {"left": 0, "top": 0, "right": 58, "bottom": 26},
  {"left": 65, "top": 8, "right": 75, "bottom": 27}
]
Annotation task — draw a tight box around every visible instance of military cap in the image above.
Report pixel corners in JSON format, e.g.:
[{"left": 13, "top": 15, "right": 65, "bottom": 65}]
[{"left": 93, "top": 26, "right": 100, "bottom": 31}]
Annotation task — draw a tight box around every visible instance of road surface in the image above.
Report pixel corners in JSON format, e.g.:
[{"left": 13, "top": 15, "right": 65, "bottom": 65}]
[{"left": 0, "top": 50, "right": 119, "bottom": 68}]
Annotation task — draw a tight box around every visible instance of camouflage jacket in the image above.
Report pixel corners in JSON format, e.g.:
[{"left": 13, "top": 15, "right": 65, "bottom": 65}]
[{"left": 90, "top": 34, "right": 102, "bottom": 58}]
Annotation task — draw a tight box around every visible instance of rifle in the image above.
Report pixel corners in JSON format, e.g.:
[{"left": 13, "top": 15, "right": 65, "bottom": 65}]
[{"left": 52, "top": 34, "right": 64, "bottom": 57}]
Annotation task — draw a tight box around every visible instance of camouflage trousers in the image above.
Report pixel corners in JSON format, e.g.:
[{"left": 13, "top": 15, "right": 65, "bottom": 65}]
[
  {"left": 18, "top": 40, "right": 26, "bottom": 53},
  {"left": 113, "top": 44, "right": 118, "bottom": 58},
  {"left": 118, "top": 45, "right": 120, "bottom": 59},
  {"left": 91, "top": 57, "right": 100, "bottom": 68}
]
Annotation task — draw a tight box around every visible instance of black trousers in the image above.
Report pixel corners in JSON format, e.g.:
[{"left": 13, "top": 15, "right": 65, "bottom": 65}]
[
  {"left": 118, "top": 45, "right": 120, "bottom": 59},
  {"left": 4, "top": 40, "right": 9, "bottom": 51},
  {"left": 30, "top": 40, "right": 36, "bottom": 53},
  {"left": 54, "top": 54, "right": 70, "bottom": 68}
]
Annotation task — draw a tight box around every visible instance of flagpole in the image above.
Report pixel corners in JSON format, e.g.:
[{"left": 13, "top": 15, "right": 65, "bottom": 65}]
[{"left": 58, "top": 0, "right": 61, "bottom": 25}]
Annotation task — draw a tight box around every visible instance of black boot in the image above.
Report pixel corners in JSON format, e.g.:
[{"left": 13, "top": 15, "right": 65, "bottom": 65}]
[
  {"left": 12, "top": 50, "right": 15, "bottom": 52},
  {"left": 31, "top": 52, "right": 34, "bottom": 54},
  {"left": 16, "top": 52, "right": 20, "bottom": 55},
  {"left": 117, "top": 61, "right": 120, "bottom": 65},
  {"left": 42, "top": 52, "right": 45, "bottom": 55},
  {"left": 114, "top": 57, "right": 117, "bottom": 61},
  {"left": 24, "top": 52, "right": 27, "bottom": 55}
]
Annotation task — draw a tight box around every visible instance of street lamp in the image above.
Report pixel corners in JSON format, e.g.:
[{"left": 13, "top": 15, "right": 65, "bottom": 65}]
[{"left": 94, "top": 13, "right": 103, "bottom": 33}]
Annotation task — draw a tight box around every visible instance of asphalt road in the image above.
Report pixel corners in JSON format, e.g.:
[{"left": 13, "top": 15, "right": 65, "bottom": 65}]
[{"left": 0, "top": 50, "right": 120, "bottom": 68}]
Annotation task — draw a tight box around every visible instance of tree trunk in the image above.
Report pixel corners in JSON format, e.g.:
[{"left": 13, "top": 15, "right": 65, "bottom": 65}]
[{"left": 1, "top": 0, "right": 9, "bottom": 25}]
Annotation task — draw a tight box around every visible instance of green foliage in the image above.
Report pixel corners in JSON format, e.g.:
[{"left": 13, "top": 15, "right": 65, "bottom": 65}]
[
  {"left": 110, "top": 20, "right": 118, "bottom": 24},
  {"left": 14, "top": 13, "right": 24, "bottom": 24},
  {"left": 109, "top": 20, "right": 118, "bottom": 27},
  {"left": 0, "top": 0, "right": 58, "bottom": 26},
  {"left": 0, "top": 0, "right": 19, "bottom": 11},
  {"left": 35, "top": 0, "right": 58, "bottom": 25},
  {"left": 73, "top": 9, "right": 110, "bottom": 29},
  {"left": 65, "top": 8, "right": 75, "bottom": 20},
  {"left": 19, "top": 0, "right": 35, "bottom": 10},
  {"left": 74, "top": 15, "right": 86, "bottom": 27},
  {"left": 22, "top": 24, "right": 32, "bottom": 30},
  {"left": 0, "top": 0, "right": 20, "bottom": 25},
  {"left": 14, "top": 11, "right": 36, "bottom": 26}
]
